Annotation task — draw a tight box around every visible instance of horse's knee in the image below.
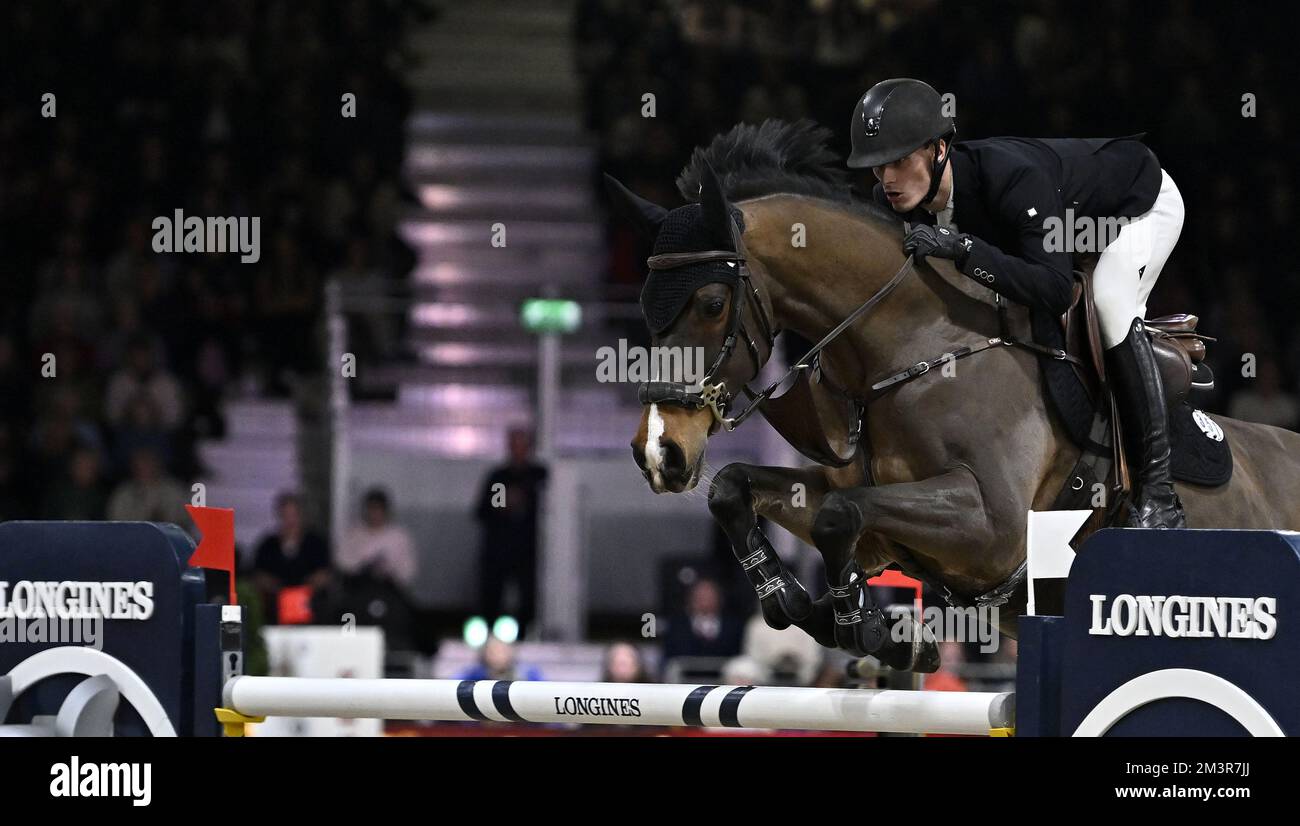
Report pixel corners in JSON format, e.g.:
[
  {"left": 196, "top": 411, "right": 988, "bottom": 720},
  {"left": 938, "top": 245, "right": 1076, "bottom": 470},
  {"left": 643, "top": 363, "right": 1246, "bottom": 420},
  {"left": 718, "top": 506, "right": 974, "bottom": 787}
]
[
  {"left": 811, "top": 491, "right": 863, "bottom": 550},
  {"left": 708, "top": 464, "right": 751, "bottom": 520}
]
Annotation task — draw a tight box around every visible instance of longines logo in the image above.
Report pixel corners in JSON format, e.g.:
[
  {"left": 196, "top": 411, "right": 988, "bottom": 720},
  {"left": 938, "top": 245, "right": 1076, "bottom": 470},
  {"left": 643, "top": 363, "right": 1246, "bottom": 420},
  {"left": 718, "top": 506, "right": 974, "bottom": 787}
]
[
  {"left": 0, "top": 580, "right": 155, "bottom": 620},
  {"left": 1089, "top": 593, "right": 1277, "bottom": 640},
  {"left": 553, "top": 695, "right": 642, "bottom": 718}
]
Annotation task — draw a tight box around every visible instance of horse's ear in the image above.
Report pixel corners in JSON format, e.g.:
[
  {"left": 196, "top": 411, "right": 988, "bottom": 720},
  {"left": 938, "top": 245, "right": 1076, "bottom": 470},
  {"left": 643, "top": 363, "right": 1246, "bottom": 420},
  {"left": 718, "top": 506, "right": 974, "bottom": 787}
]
[
  {"left": 697, "top": 161, "right": 733, "bottom": 248},
  {"left": 603, "top": 174, "right": 667, "bottom": 240}
]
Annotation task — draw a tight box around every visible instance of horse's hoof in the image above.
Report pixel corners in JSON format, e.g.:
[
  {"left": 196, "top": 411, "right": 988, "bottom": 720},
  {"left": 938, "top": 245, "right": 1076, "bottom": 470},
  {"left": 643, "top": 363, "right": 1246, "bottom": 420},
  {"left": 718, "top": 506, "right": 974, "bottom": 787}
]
[
  {"left": 877, "top": 618, "right": 940, "bottom": 673},
  {"left": 759, "top": 600, "right": 792, "bottom": 631},
  {"left": 832, "top": 619, "right": 883, "bottom": 658}
]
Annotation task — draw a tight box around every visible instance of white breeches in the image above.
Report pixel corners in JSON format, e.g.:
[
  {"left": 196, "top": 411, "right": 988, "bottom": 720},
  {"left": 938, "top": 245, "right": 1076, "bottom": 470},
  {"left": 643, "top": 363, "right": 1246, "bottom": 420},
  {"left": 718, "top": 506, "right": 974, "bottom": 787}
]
[{"left": 1091, "top": 169, "right": 1185, "bottom": 349}]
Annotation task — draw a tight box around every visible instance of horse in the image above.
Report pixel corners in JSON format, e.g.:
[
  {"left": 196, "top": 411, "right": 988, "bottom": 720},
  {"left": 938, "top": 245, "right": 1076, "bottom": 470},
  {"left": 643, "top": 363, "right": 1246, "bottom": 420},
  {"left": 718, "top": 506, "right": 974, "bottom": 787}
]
[{"left": 608, "top": 120, "right": 1300, "bottom": 670}]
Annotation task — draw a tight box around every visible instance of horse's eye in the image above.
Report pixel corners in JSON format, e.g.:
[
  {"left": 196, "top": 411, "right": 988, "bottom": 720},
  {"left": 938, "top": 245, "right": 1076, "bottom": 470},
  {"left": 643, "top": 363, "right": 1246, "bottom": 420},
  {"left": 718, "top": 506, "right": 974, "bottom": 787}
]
[{"left": 703, "top": 298, "right": 725, "bottom": 318}]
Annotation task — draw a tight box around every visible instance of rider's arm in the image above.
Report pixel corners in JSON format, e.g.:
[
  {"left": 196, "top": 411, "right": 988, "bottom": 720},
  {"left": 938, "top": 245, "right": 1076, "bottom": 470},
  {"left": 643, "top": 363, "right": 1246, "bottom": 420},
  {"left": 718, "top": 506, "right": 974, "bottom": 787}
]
[{"left": 959, "top": 165, "right": 1074, "bottom": 316}]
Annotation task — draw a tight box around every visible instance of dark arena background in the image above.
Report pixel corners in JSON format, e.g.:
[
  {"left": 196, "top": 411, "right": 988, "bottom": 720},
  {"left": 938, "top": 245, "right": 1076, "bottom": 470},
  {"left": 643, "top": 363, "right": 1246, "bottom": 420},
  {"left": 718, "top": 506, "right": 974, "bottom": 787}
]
[{"left": 0, "top": 0, "right": 1297, "bottom": 803}]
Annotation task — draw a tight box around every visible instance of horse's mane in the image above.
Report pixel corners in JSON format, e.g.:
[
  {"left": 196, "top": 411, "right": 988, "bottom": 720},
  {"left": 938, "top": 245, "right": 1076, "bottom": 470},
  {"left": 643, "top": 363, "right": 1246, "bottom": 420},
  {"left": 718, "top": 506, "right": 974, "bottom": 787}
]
[{"left": 675, "top": 119, "right": 902, "bottom": 227}]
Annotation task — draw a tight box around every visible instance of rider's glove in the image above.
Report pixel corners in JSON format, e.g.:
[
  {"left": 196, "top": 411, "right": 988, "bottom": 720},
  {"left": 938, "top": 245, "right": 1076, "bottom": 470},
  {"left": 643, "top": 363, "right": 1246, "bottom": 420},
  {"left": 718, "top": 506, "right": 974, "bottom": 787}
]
[{"left": 903, "top": 224, "right": 974, "bottom": 268}]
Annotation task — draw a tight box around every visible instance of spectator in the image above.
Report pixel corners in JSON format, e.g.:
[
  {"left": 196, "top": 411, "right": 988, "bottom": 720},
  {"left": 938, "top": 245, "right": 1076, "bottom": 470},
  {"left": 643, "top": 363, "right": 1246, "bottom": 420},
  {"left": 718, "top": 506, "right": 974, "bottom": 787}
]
[
  {"left": 474, "top": 429, "right": 549, "bottom": 635},
  {"left": 662, "top": 578, "right": 744, "bottom": 663},
  {"left": 336, "top": 488, "right": 417, "bottom": 588},
  {"left": 104, "top": 334, "right": 183, "bottom": 431},
  {"left": 105, "top": 447, "right": 189, "bottom": 524},
  {"left": 110, "top": 393, "right": 176, "bottom": 478},
  {"left": 602, "top": 642, "right": 650, "bottom": 683},
  {"left": 457, "top": 635, "right": 543, "bottom": 682},
  {"left": 721, "top": 655, "right": 770, "bottom": 685},
  {"left": 739, "top": 610, "right": 824, "bottom": 686},
  {"left": 328, "top": 488, "right": 418, "bottom": 650},
  {"left": 42, "top": 446, "right": 108, "bottom": 521},
  {"left": 251, "top": 492, "right": 332, "bottom": 624}
]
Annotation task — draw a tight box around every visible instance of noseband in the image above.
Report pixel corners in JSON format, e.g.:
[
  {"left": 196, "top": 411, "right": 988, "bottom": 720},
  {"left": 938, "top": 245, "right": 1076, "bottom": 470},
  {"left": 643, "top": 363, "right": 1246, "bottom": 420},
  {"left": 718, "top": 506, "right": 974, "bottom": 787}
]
[{"left": 638, "top": 213, "right": 917, "bottom": 432}]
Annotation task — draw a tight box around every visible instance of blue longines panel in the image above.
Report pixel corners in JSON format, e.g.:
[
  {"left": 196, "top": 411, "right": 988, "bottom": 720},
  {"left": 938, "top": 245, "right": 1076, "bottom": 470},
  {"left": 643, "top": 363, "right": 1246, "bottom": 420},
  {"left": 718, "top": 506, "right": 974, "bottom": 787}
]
[
  {"left": 1059, "top": 528, "right": 1300, "bottom": 736},
  {"left": 0, "top": 521, "right": 196, "bottom": 736}
]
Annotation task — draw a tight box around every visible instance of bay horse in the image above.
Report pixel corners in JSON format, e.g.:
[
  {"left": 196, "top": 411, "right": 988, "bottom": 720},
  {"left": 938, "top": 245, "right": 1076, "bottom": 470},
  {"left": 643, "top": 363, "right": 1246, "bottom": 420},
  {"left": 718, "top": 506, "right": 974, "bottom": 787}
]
[{"left": 609, "top": 120, "right": 1300, "bottom": 670}]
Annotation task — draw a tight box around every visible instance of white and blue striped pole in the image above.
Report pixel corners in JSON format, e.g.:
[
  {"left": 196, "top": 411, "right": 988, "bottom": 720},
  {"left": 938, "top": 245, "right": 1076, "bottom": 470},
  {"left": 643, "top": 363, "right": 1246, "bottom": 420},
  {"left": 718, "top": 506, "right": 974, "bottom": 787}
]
[{"left": 223, "top": 677, "right": 1013, "bottom": 735}]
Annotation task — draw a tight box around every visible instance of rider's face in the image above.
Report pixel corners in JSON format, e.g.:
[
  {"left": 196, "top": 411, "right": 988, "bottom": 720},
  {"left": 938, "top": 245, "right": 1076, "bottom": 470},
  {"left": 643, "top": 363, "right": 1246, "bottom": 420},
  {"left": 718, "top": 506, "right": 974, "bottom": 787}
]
[{"left": 873, "top": 142, "right": 941, "bottom": 213}]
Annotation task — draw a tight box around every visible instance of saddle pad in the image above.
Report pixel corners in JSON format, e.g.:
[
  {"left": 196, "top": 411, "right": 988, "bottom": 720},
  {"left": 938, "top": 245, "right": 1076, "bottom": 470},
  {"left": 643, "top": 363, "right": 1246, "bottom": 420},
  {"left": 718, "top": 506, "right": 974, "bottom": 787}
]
[{"left": 1032, "top": 309, "right": 1233, "bottom": 488}]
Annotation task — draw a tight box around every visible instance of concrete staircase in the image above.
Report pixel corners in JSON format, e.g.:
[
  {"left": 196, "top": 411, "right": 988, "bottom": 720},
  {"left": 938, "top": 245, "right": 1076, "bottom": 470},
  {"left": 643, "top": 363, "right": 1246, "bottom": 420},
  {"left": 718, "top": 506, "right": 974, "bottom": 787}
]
[{"left": 379, "top": 0, "right": 659, "bottom": 459}]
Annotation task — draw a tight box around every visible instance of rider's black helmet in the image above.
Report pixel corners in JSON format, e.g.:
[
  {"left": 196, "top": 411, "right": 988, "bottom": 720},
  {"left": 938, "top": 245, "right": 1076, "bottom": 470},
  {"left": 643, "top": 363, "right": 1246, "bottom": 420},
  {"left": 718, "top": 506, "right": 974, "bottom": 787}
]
[{"left": 847, "top": 78, "right": 955, "bottom": 170}]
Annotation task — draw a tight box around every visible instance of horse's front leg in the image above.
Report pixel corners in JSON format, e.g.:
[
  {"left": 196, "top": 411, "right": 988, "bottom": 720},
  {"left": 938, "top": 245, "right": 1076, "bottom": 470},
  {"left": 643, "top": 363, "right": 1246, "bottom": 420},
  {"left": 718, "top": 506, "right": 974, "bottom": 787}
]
[
  {"left": 707, "top": 463, "right": 834, "bottom": 636},
  {"left": 812, "top": 465, "right": 993, "bottom": 662}
]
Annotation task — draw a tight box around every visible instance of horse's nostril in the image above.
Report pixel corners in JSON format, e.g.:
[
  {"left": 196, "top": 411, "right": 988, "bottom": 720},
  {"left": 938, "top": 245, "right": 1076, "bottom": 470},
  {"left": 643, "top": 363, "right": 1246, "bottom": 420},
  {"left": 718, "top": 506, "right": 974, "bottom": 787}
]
[
  {"left": 631, "top": 444, "right": 647, "bottom": 471},
  {"left": 661, "top": 440, "right": 686, "bottom": 477}
]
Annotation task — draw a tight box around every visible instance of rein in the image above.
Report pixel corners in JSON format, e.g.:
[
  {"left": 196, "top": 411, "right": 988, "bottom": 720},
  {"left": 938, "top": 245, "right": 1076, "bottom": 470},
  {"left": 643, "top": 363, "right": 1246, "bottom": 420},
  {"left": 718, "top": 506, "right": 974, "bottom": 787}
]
[{"left": 639, "top": 216, "right": 1083, "bottom": 434}]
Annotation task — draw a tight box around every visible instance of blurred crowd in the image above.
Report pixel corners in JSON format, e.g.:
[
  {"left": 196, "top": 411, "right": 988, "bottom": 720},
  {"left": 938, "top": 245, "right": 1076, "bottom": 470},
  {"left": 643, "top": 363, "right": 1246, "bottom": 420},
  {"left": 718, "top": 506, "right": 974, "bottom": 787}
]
[
  {"left": 579, "top": 0, "right": 1300, "bottom": 426},
  {"left": 0, "top": 0, "right": 423, "bottom": 523}
]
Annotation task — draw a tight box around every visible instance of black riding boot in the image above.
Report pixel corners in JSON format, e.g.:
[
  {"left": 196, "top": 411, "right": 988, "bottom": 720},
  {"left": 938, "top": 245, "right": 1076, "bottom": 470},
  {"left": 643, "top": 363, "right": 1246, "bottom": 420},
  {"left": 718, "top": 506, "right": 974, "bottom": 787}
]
[{"left": 1106, "top": 318, "right": 1186, "bottom": 528}]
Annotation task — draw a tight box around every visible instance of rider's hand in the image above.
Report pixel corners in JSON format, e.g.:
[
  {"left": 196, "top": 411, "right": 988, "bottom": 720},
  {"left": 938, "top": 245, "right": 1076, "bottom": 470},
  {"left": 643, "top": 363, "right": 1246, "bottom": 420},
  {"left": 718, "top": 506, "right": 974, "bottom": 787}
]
[{"left": 903, "top": 224, "right": 973, "bottom": 267}]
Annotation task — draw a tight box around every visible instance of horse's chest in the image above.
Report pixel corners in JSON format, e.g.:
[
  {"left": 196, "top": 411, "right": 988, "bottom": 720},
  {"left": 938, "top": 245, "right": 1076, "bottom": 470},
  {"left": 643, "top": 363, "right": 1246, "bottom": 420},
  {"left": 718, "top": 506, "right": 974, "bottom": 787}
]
[
  {"left": 869, "top": 454, "right": 921, "bottom": 485},
  {"left": 864, "top": 406, "right": 948, "bottom": 485}
]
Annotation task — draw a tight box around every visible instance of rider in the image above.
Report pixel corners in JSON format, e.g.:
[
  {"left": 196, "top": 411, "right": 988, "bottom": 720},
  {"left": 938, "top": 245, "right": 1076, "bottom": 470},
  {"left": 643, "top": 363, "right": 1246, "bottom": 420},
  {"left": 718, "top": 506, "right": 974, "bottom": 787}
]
[{"left": 847, "top": 78, "right": 1186, "bottom": 529}]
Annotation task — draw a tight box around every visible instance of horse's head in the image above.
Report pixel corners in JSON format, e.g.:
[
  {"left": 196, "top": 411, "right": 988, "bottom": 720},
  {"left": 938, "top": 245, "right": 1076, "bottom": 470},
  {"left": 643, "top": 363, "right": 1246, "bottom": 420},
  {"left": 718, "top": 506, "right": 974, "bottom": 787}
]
[{"left": 606, "top": 165, "right": 775, "bottom": 493}]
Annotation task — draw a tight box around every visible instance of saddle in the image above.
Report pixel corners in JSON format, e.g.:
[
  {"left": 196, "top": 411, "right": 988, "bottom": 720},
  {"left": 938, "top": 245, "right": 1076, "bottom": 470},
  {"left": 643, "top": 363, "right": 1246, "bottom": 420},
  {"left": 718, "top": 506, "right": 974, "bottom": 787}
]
[
  {"left": 1061, "top": 254, "right": 1215, "bottom": 408},
  {"left": 1045, "top": 260, "right": 1232, "bottom": 530}
]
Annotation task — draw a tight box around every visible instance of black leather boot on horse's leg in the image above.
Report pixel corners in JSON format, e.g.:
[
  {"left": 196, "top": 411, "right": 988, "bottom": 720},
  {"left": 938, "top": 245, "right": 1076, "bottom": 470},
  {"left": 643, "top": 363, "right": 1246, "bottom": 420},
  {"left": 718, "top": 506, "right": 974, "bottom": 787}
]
[
  {"left": 812, "top": 494, "right": 888, "bottom": 656},
  {"left": 826, "top": 559, "right": 889, "bottom": 657},
  {"left": 739, "top": 525, "right": 814, "bottom": 628},
  {"left": 812, "top": 491, "right": 941, "bottom": 667},
  {"left": 708, "top": 466, "right": 812, "bottom": 628},
  {"left": 1107, "top": 318, "right": 1187, "bottom": 528}
]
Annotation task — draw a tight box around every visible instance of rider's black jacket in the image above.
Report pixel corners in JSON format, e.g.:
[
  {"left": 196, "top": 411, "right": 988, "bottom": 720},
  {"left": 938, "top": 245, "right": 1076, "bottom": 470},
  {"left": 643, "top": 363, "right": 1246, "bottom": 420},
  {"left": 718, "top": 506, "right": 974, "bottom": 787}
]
[{"left": 873, "top": 135, "right": 1162, "bottom": 316}]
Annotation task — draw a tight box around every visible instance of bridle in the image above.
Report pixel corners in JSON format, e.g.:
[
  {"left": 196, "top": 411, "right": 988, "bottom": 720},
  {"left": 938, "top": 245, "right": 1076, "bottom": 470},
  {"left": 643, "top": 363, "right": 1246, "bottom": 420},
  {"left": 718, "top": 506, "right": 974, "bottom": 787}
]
[
  {"left": 637, "top": 213, "right": 918, "bottom": 431},
  {"left": 637, "top": 216, "right": 775, "bottom": 430}
]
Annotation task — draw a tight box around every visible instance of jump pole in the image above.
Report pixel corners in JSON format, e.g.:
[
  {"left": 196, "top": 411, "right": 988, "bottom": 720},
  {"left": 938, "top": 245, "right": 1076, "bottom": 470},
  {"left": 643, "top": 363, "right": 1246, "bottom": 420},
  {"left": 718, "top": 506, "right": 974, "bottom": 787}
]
[{"left": 222, "top": 677, "right": 1014, "bottom": 736}]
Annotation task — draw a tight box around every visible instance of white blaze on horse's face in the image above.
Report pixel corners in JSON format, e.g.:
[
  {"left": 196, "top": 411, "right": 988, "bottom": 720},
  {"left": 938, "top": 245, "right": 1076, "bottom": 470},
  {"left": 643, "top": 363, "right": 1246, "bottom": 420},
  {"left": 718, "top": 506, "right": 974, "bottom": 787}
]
[
  {"left": 633, "top": 400, "right": 712, "bottom": 494},
  {"left": 644, "top": 403, "right": 666, "bottom": 490}
]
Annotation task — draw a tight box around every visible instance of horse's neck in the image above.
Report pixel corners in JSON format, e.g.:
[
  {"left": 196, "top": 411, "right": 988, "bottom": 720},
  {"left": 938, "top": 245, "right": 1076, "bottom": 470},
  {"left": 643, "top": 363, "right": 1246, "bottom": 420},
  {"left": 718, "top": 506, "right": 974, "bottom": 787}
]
[
  {"left": 745, "top": 197, "right": 1076, "bottom": 536},
  {"left": 746, "top": 197, "right": 989, "bottom": 385}
]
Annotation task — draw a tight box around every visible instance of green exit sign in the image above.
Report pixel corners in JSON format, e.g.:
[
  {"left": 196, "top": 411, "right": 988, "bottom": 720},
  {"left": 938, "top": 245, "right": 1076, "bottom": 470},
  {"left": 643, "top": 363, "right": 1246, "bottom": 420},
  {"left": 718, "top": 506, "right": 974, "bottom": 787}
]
[{"left": 521, "top": 298, "right": 581, "bottom": 333}]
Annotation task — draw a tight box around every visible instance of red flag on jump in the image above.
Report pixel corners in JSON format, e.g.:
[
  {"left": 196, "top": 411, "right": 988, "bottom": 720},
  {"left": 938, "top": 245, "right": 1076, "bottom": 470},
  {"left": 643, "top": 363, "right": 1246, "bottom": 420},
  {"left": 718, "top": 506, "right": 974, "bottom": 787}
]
[{"left": 186, "top": 504, "right": 237, "bottom": 605}]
